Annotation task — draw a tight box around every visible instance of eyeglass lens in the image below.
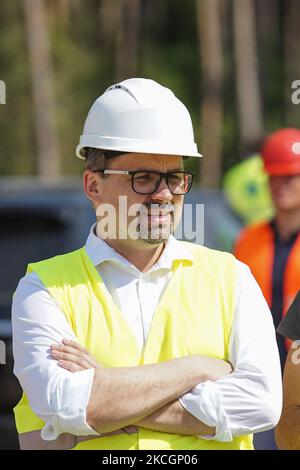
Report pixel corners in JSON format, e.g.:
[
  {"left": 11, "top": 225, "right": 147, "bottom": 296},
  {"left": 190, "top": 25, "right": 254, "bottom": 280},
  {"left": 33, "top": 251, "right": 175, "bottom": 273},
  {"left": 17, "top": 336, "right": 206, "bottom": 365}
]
[{"left": 132, "top": 172, "right": 192, "bottom": 194}]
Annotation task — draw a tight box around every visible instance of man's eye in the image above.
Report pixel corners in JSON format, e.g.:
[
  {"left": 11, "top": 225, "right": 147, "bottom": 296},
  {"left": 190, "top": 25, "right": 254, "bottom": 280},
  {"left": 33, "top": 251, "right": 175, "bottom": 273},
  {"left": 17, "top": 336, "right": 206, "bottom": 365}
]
[
  {"left": 135, "top": 173, "right": 152, "bottom": 181},
  {"left": 168, "top": 175, "right": 181, "bottom": 183}
]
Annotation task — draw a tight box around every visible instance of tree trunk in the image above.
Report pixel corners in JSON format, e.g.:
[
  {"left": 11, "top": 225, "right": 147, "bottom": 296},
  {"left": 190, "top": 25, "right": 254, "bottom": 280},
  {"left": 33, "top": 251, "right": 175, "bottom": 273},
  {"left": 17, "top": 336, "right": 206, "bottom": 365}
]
[
  {"left": 284, "top": 0, "right": 300, "bottom": 126},
  {"left": 256, "top": 0, "right": 279, "bottom": 52},
  {"left": 23, "top": 0, "right": 60, "bottom": 181},
  {"left": 47, "top": 0, "right": 72, "bottom": 21},
  {"left": 115, "top": 0, "right": 141, "bottom": 81},
  {"left": 256, "top": 0, "right": 281, "bottom": 123},
  {"left": 99, "top": 0, "right": 121, "bottom": 48},
  {"left": 197, "top": 0, "right": 224, "bottom": 188},
  {"left": 233, "top": 0, "right": 263, "bottom": 154}
]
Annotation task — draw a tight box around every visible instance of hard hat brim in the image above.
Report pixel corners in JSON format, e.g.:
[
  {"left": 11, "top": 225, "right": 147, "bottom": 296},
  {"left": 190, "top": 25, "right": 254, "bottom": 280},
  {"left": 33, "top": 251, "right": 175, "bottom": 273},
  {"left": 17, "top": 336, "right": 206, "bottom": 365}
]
[
  {"left": 264, "top": 162, "right": 300, "bottom": 176},
  {"left": 76, "top": 137, "right": 202, "bottom": 160}
]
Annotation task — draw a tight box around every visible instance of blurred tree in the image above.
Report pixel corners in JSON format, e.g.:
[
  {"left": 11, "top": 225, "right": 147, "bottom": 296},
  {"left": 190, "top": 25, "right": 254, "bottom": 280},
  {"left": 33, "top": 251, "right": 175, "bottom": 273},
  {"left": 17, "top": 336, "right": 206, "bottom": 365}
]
[
  {"left": 219, "top": 0, "right": 240, "bottom": 174},
  {"left": 256, "top": 0, "right": 284, "bottom": 131},
  {"left": 0, "top": 1, "right": 34, "bottom": 176},
  {"left": 0, "top": 0, "right": 292, "bottom": 179},
  {"left": 99, "top": 0, "right": 120, "bottom": 49},
  {"left": 45, "top": 0, "right": 108, "bottom": 176},
  {"left": 23, "top": 0, "right": 61, "bottom": 181},
  {"left": 284, "top": 0, "right": 300, "bottom": 127},
  {"left": 142, "top": 0, "right": 169, "bottom": 42},
  {"left": 233, "top": 0, "right": 264, "bottom": 154},
  {"left": 115, "top": 0, "right": 141, "bottom": 81},
  {"left": 47, "top": 0, "right": 72, "bottom": 20},
  {"left": 197, "top": 0, "right": 224, "bottom": 188}
]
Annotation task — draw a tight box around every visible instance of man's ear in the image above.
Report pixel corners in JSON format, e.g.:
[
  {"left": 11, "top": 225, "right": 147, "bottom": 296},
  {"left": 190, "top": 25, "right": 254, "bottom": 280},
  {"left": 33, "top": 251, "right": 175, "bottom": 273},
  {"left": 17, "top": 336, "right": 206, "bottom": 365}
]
[{"left": 83, "top": 170, "right": 103, "bottom": 206}]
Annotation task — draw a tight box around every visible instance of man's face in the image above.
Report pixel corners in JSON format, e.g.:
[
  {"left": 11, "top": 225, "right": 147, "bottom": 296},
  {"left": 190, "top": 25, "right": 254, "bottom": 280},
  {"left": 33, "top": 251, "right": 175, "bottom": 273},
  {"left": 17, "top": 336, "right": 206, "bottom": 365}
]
[
  {"left": 269, "top": 174, "right": 300, "bottom": 211},
  {"left": 84, "top": 153, "right": 185, "bottom": 246}
]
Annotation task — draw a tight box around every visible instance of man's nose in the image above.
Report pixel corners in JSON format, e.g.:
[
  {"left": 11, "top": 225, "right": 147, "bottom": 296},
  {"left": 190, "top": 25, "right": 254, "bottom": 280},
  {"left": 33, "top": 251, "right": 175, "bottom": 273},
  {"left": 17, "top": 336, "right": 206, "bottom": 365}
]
[{"left": 150, "top": 177, "right": 173, "bottom": 203}]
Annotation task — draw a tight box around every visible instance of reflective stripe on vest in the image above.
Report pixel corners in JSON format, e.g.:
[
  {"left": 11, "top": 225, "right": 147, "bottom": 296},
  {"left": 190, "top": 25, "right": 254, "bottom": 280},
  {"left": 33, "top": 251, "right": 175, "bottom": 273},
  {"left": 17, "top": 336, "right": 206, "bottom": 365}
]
[{"left": 14, "top": 242, "right": 253, "bottom": 450}]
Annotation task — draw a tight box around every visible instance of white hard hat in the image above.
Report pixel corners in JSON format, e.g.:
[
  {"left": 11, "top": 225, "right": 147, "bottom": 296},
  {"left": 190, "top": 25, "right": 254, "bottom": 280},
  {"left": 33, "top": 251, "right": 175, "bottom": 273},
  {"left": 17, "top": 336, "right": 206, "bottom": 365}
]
[{"left": 76, "top": 77, "right": 202, "bottom": 159}]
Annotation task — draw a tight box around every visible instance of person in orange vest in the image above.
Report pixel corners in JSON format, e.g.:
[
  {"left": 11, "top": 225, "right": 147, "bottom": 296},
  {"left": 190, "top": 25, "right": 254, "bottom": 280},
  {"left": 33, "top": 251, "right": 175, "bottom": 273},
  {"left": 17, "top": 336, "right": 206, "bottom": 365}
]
[
  {"left": 235, "top": 128, "right": 300, "bottom": 450},
  {"left": 235, "top": 128, "right": 300, "bottom": 371}
]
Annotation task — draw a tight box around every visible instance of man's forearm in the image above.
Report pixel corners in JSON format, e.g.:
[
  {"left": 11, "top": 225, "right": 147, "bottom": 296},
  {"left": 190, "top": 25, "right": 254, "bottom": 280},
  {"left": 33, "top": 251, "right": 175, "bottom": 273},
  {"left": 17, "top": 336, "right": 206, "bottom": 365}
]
[
  {"left": 87, "top": 355, "right": 231, "bottom": 434},
  {"left": 135, "top": 399, "right": 215, "bottom": 437}
]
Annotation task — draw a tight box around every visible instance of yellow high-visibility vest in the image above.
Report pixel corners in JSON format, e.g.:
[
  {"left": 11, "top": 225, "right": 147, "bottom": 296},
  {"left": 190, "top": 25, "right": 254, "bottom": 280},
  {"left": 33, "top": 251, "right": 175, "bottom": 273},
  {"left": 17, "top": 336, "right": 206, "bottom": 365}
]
[{"left": 14, "top": 242, "right": 253, "bottom": 450}]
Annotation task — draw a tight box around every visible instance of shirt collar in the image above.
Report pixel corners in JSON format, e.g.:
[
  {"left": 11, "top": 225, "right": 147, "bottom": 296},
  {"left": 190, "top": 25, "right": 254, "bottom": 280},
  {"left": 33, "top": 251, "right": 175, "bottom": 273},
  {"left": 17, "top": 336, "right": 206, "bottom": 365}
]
[
  {"left": 85, "top": 223, "right": 193, "bottom": 270},
  {"left": 270, "top": 219, "right": 299, "bottom": 245}
]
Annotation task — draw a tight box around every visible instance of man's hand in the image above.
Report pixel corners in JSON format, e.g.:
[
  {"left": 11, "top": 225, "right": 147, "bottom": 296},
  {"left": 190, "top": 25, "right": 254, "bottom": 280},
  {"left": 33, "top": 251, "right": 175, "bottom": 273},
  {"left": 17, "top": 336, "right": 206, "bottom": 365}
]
[
  {"left": 51, "top": 339, "right": 138, "bottom": 436},
  {"left": 51, "top": 339, "right": 100, "bottom": 372},
  {"left": 50, "top": 340, "right": 232, "bottom": 380},
  {"left": 136, "top": 399, "right": 216, "bottom": 436}
]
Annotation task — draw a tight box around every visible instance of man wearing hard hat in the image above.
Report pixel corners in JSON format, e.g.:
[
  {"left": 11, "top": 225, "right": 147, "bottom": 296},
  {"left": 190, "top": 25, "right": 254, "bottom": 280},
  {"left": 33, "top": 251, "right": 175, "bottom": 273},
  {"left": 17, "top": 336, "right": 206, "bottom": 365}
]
[
  {"left": 235, "top": 128, "right": 300, "bottom": 370},
  {"left": 12, "top": 78, "right": 281, "bottom": 450},
  {"left": 234, "top": 128, "right": 300, "bottom": 450}
]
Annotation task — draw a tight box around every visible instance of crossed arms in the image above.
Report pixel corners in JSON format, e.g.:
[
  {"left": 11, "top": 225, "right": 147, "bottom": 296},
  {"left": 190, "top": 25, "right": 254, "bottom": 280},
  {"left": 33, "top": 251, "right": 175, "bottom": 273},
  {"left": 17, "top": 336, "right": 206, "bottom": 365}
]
[
  {"left": 12, "top": 264, "right": 282, "bottom": 441},
  {"left": 51, "top": 339, "right": 232, "bottom": 436}
]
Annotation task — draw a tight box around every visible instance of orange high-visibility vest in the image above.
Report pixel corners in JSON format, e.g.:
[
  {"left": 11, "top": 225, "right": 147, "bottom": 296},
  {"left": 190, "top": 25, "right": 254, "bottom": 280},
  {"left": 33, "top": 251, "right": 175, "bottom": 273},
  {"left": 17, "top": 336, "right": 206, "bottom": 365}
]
[{"left": 234, "top": 222, "right": 300, "bottom": 328}]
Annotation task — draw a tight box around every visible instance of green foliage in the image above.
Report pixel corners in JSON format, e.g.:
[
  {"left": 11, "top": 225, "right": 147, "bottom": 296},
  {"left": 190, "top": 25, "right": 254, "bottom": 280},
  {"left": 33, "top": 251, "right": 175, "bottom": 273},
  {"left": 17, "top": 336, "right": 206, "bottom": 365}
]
[
  {"left": 0, "top": 0, "right": 295, "bottom": 177},
  {"left": 0, "top": 0, "right": 34, "bottom": 175}
]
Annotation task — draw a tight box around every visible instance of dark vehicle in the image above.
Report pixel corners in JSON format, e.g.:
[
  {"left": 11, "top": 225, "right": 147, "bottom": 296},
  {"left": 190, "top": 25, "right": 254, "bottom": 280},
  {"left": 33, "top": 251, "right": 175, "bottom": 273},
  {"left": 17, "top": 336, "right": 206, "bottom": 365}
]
[{"left": 0, "top": 177, "right": 242, "bottom": 449}]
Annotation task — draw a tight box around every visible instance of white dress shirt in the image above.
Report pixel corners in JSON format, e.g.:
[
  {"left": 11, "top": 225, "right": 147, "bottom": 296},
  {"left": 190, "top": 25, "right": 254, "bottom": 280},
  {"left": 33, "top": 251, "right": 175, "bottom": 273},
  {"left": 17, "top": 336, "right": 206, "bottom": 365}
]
[{"left": 12, "top": 224, "right": 282, "bottom": 442}]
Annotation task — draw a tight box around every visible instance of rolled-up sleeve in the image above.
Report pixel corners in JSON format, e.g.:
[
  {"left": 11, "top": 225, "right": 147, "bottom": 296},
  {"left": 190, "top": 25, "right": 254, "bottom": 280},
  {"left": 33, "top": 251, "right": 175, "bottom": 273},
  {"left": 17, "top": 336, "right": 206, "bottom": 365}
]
[
  {"left": 12, "top": 272, "right": 99, "bottom": 441},
  {"left": 179, "top": 261, "right": 282, "bottom": 441}
]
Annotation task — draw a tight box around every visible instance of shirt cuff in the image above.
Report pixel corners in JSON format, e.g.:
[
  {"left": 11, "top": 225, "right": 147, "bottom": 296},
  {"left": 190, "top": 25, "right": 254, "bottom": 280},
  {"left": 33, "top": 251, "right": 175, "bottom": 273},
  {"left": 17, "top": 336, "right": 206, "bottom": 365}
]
[
  {"left": 179, "top": 380, "right": 233, "bottom": 442},
  {"left": 41, "top": 368, "right": 100, "bottom": 441}
]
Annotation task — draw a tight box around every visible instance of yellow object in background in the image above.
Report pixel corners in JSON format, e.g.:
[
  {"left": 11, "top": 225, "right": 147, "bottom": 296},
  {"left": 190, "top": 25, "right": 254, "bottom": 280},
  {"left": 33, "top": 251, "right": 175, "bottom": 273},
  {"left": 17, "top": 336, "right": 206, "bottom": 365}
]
[{"left": 223, "top": 155, "right": 274, "bottom": 225}]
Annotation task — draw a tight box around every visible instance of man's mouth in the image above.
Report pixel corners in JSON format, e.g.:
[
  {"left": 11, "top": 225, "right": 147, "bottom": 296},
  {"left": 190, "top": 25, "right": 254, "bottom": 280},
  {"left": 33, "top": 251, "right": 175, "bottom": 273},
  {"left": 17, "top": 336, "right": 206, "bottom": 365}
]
[{"left": 147, "top": 212, "right": 172, "bottom": 222}]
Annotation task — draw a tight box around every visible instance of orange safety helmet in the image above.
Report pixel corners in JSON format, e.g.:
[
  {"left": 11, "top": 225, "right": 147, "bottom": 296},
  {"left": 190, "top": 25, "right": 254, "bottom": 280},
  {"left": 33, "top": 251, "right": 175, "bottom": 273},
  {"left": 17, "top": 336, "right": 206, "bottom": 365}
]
[{"left": 261, "top": 128, "right": 300, "bottom": 175}]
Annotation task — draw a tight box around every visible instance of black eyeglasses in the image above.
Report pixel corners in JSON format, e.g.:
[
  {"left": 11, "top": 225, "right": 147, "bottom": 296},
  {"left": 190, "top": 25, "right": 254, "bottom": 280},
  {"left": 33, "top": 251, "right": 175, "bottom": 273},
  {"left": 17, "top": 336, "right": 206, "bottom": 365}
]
[{"left": 94, "top": 169, "right": 194, "bottom": 195}]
